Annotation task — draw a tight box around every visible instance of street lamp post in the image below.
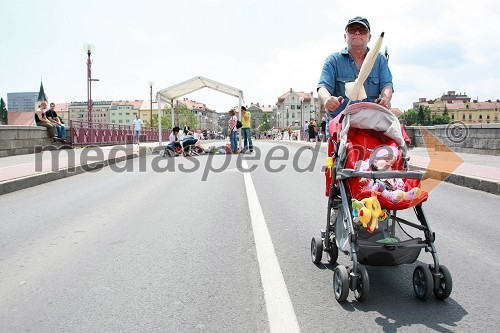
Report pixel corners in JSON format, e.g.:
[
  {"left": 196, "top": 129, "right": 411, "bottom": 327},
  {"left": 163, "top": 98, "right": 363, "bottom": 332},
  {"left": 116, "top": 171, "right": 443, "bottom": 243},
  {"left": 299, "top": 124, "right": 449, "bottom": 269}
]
[
  {"left": 148, "top": 81, "right": 154, "bottom": 127},
  {"left": 83, "top": 43, "right": 98, "bottom": 145},
  {"left": 276, "top": 112, "right": 280, "bottom": 129}
]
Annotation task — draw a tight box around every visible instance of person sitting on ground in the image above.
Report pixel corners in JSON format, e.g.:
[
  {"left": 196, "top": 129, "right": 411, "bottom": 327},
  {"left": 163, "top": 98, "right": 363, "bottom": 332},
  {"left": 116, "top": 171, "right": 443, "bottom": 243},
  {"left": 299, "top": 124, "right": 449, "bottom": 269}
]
[
  {"left": 169, "top": 126, "right": 181, "bottom": 142},
  {"left": 180, "top": 129, "right": 200, "bottom": 155},
  {"left": 35, "top": 102, "right": 58, "bottom": 142},
  {"left": 164, "top": 126, "right": 182, "bottom": 156}
]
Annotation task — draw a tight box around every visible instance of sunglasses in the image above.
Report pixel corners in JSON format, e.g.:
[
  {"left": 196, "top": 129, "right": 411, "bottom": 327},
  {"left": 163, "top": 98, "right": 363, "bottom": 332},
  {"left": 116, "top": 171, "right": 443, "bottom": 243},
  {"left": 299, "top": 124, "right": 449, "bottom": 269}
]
[{"left": 346, "top": 26, "right": 369, "bottom": 35}]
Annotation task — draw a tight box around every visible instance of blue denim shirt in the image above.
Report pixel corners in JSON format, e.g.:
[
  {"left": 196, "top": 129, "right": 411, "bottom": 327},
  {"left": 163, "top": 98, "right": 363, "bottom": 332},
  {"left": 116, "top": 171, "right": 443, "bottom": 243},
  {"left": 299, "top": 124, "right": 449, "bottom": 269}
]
[{"left": 317, "top": 47, "right": 393, "bottom": 119}]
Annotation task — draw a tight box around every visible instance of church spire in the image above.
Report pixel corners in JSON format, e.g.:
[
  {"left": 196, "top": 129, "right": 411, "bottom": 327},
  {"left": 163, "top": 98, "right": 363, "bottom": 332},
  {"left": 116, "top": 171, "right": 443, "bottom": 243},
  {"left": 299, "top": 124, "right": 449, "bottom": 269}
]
[{"left": 37, "top": 80, "right": 47, "bottom": 103}]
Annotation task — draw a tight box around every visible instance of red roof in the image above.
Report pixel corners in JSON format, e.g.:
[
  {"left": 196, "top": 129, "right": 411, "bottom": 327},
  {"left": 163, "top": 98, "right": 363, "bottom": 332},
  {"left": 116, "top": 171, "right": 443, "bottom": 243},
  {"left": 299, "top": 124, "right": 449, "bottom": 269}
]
[{"left": 8, "top": 112, "right": 34, "bottom": 125}]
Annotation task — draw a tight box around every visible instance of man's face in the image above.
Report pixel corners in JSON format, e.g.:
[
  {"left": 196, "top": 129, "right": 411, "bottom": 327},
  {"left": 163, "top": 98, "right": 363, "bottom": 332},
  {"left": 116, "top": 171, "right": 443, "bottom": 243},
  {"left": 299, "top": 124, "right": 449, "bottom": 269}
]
[
  {"left": 50, "top": 104, "right": 55, "bottom": 109},
  {"left": 344, "top": 24, "right": 371, "bottom": 49}
]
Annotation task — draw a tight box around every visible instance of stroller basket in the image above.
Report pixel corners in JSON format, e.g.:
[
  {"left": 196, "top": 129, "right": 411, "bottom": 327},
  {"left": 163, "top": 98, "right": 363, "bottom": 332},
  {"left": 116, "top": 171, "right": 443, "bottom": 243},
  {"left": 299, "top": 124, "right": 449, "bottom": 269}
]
[{"left": 357, "top": 238, "right": 423, "bottom": 266}]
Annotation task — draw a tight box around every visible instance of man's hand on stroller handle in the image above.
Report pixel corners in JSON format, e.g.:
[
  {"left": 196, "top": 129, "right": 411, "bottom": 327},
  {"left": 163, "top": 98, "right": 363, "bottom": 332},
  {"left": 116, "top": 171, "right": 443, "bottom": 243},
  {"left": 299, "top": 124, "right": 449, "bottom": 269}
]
[
  {"left": 324, "top": 96, "right": 344, "bottom": 112},
  {"left": 375, "top": 86, "right": 393, "bottom": 108}
]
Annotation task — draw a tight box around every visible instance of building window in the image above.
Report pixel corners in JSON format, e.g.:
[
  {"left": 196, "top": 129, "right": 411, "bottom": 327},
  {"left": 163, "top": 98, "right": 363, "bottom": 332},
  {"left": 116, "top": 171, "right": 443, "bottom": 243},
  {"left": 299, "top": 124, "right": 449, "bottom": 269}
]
[
  {"left": 462, "top": 114, "right": 465, "bottom": 120},
  {"left": 479, "top": 115, "right": 483, "bottom": 120},
  {"left": 469, "top": 114, "right": 472, "bottom": 119},
  {"left": 291, "top": 105, "right": 295, "bottom": 110},
  {"left": 451, "top": 114, "right": 455, "bottom": 119}
]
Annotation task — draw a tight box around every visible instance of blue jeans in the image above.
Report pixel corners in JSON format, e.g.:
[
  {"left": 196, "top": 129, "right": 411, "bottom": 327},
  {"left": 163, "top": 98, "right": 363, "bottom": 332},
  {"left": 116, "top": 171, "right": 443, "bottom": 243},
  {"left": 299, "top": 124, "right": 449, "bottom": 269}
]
[
  {"left": 242, "top": 128, "right": 253, "bottom": 151},
  {"left": 56, "top": 124, "right": 66, "bottom": 140},
  {"left": 230, "top": 131, "right": 238, "bottom": 152}
]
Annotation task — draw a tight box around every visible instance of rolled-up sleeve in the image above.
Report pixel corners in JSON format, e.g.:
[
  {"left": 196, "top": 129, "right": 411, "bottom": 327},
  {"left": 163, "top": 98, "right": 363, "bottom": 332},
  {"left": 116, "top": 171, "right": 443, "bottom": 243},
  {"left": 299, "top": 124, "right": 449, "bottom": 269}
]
[
  {"left": 378, "top": 54, "right": 393, "bottom": 92},
  {"left": 317, "top": 55, "right": 336, "bottom": 95}
]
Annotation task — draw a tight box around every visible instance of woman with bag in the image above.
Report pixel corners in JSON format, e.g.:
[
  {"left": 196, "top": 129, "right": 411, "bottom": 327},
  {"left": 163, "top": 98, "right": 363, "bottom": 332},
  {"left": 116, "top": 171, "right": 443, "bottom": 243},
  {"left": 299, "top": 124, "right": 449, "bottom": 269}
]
[{"left": 228, "top": 109, "right": 239, "bottom": 153}]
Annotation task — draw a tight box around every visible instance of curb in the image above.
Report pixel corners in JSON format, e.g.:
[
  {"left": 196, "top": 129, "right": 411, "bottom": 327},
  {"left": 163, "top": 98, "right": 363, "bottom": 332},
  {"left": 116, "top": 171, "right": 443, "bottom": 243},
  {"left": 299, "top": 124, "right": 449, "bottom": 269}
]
[{"left": 0, "top": 152, "right": 139, "bottom": 196}]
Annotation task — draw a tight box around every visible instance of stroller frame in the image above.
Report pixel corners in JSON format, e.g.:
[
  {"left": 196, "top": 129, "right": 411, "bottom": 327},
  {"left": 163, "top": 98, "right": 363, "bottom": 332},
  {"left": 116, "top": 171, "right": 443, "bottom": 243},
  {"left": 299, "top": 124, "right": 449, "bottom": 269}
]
[{"left": 311, "top": 102, "right": 452, "bottom": 302}]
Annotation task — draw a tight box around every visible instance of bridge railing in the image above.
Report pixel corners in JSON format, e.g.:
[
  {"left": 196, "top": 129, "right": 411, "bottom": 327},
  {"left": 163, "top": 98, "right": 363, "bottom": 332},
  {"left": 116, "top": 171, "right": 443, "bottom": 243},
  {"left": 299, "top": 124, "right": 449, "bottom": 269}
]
[{"left": 69, "top": 120, "right": 169, "bottom": 146}]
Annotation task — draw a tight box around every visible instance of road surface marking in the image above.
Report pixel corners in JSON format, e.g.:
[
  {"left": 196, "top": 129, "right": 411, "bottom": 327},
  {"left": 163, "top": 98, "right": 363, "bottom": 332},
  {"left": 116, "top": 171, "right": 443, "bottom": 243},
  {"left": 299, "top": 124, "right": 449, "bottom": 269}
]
[{"left": 242, "top": 160, "right": 301, "bottom": 333}]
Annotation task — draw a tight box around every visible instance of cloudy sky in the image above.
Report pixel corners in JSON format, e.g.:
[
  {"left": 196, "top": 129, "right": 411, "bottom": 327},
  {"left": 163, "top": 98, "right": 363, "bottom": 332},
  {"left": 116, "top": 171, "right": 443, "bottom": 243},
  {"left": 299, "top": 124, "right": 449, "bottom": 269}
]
[{"left": 1, "top": 0, "right": 498, "bottom": 113}]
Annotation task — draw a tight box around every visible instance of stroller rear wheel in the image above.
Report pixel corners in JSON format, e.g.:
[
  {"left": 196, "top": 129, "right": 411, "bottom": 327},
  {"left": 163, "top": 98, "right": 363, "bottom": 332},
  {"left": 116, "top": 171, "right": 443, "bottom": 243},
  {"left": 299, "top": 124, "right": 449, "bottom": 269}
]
[
  {"left": 310, "top": 236, "right": 323, "bottom": 264},
  {"left": 327, "top": 244, "right": 338, "bottom": 264},
  {"left": 432, "top": 264, "right": 452, "bottom": 300},
  {"left": 413, "top": 264, "right": 433, "bottom": 301},
  {"left": 353, "top": 264, "right": 370, "bottom": 302},
  {"left": 333, "top": 265, "right": 349, "bottom": 302}
]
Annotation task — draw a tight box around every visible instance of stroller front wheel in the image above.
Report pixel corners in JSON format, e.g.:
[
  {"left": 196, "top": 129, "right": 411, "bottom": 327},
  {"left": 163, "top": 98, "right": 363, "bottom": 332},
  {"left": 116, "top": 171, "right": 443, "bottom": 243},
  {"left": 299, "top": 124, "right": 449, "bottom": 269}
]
[
  {"left": 310, "top": 236, "right": 323, "bottom": 264},
  {"left": 353, "top": 264, "right": 370, "bottom": 302},
  {"left": 432, "top": 264, "right": 453, "bottom": 300},
  {"left": 333, "top": 265, "right": 349, "bottom": 302},
  {"left": 413, "top": 264, "right": 433, "bottom": 301}
]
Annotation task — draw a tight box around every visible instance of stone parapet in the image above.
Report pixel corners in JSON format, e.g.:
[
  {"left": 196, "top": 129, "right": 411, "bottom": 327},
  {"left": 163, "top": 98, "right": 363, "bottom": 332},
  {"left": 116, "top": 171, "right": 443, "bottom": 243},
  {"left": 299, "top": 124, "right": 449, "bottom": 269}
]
[
  {"left": 405, "top": 124, "right": 500, "bottom": 156},
  {"left": 0, "top": 125, "right": 56, "bottom": 157}
]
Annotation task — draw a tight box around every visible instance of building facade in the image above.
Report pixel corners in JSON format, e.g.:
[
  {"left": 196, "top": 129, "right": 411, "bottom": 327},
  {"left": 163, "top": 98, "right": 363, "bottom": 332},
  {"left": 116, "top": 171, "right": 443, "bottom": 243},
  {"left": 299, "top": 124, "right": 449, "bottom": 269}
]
[
  {"left": 275, "top": 89, "right": 316, "bottom": 129},
  {"left": 414, "top": 91, "right": 500, "bottom": 124},
  {"left": 7, "top": 92, "right": 38, "bottom": 112},
  {"left": 69, "top": 101, "right": 113, "bottom": 124}
]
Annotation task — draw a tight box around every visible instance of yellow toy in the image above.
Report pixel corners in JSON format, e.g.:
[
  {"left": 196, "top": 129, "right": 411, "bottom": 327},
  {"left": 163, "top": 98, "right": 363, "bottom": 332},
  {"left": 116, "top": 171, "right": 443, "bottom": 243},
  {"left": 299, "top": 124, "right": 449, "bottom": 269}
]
[{"left": 352, "top": 196, "right": 386, "bottom": 233}]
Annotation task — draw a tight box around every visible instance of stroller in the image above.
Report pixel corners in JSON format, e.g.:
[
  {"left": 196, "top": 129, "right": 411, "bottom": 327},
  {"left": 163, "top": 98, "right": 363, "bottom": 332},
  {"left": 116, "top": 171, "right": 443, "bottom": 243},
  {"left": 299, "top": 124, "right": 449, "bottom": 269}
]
[{"left": 311, "top": 102, "right": 452, "bottom": 302}]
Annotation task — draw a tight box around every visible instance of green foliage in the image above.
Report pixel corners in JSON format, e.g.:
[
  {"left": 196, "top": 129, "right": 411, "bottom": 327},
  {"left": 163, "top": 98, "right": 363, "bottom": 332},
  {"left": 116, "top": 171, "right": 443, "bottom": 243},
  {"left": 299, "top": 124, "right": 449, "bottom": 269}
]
[
  {"left": 431, "top": 114, "right": 451, "bottom": 125},
  {"left": 401, "top": 105, "right": 450, "bottom": 126},
  {"left": 151, "top": 108, "right": 172, "bottom": 130},
  {"left": 178, "top": 105, "right": 200, "bottom": 129},
  {"left": 258, "top": 113, "right": 273, "bottom": 132},
  {"left": 443, "top": 104, "right": 449, "bottom": 116},
  {"left": 400, "top": 109, "right": 419, "bottom": 126},
  {"left": 0, "top": 98, "right": 7, "bottom": 124}
]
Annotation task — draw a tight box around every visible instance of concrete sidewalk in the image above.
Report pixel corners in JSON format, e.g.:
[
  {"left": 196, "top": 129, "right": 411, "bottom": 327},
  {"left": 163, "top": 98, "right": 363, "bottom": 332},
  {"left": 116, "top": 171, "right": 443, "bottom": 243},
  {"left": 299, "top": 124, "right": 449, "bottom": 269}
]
[{"left": 0, "top": 141, "right": 499, "bottom": 196}]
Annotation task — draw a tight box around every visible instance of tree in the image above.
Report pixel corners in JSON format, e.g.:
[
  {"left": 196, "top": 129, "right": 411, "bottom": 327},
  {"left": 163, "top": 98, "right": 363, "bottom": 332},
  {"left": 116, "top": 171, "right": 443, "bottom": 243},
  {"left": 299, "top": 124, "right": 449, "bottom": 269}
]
[
  {"left": 0, "top": 98, "right": 7, "bottom": 124},
  {"left": 443, "top": 104, "right": 449, "bottom": 117},
  {"left": 400, "top": 109, "right": 418, "bottom": 126},
  {"left": 258, "top": 113, "right": 272, "bottom": 132},
  {"left": 431, "top": 114, "right": 451, "bottom": 125}
]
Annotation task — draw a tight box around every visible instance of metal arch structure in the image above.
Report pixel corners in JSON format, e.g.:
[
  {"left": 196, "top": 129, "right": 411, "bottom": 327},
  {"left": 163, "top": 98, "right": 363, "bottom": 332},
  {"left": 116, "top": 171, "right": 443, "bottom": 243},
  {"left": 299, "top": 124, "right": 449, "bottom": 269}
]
[{"left": 155, "top": 76, "right": 244, "bottom": 146}]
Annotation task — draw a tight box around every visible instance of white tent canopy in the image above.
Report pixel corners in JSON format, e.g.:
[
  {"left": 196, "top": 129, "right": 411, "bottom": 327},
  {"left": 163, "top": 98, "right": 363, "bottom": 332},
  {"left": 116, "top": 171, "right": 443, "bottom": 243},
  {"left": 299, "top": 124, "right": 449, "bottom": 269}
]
[{"left": 156, "top": 76, "right": 244, "bottom": 145}]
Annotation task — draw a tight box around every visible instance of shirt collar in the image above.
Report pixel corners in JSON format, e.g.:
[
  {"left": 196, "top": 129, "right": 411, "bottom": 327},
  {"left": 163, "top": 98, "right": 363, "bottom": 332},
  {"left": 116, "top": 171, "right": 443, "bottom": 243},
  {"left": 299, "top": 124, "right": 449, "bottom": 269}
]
[{"left": 341, "top": 46, "right": 370, "bottom": 55}]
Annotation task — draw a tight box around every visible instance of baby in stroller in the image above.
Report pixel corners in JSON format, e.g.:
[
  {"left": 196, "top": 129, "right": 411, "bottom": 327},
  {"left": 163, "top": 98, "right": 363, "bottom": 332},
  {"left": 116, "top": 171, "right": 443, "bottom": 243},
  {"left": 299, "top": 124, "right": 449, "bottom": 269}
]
[{"left": 311, "top": 102, "right": 452, "bottom": 303}]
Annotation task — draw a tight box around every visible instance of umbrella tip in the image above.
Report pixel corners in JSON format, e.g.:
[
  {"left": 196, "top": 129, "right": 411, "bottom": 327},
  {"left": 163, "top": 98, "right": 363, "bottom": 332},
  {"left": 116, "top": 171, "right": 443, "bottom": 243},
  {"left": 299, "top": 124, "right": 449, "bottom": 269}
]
[{"left": 380, "top": 32, "right": 385, "bottom": 37}]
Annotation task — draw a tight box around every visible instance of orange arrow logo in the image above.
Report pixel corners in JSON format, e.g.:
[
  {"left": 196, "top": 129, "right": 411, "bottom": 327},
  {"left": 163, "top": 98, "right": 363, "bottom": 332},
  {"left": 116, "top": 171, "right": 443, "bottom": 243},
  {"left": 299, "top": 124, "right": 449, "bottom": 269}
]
[{"left": 419, "top": 127, "right": 464, "bottom": 193}]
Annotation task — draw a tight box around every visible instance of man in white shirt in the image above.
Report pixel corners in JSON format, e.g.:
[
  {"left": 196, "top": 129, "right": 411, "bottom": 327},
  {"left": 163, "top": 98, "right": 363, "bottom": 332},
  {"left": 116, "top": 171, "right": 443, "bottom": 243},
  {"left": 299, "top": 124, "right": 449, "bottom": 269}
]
[{"left": 133, "top": 115, "right": 143, "bottom": 144}]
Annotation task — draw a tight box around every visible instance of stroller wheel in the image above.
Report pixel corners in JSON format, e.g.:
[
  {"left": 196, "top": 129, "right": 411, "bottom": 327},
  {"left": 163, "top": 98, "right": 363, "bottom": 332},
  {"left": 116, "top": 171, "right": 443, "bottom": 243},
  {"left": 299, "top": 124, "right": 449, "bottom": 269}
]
[
  {"left": 310, "top": 236, "right": 323, "bottom": 264},
  {"left": 413, "top": 264, "right": 433, "bottom": 301},
  {"left": 353, "top": 264, "right": 370, "bottom": 302},
  {"left": 432, "top": 264, "right": 452, "bottom": 300},
  {"left": 327, "top": 240, "right": 339, "bottom": 264},
  {"left": 333, "top": 266, "right": 349, "bottom": 302}
]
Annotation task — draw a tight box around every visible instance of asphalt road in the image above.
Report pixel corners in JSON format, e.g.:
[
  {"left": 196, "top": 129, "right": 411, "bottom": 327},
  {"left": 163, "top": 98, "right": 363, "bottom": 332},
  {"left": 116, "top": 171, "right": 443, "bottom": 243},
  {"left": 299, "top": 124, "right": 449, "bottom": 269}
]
[{"left": 0, "top": 141, "right": 499, "bottom": 332}]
